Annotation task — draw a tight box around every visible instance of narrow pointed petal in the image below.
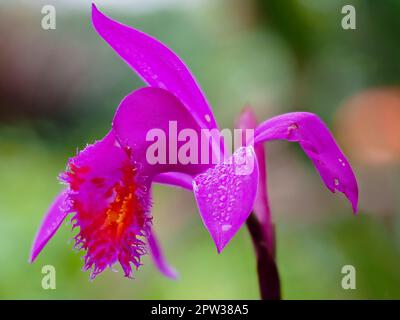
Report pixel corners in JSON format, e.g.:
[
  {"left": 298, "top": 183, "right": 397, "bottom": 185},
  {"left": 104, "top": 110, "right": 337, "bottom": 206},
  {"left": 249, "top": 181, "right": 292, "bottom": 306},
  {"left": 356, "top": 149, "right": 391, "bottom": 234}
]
[
  {"left": 236, "top": 108, "right": 271, "bottom": 225},
  {"left": 91, "top": 4, "right": 217, "bottom": 130},
  {"left": 29, "top": 190, "right": 69, "bottom": 263},
  {"left": 193, "top": 146, "right": 259, "bottom": 252},
  {"left": 148, "top": 229, "right": 178, "bottom": 279},
  {"left": 254, "top": 112, "right": 358, "bottom": 212},
  {"left": 112, "top": 87, "right": 213, "bottom": 177},
  {"left": 154, "top": 172, "right": 193, "bottom": 191},
  {"left": 236, "top": 108, "right": 274, "bottom": 254}
]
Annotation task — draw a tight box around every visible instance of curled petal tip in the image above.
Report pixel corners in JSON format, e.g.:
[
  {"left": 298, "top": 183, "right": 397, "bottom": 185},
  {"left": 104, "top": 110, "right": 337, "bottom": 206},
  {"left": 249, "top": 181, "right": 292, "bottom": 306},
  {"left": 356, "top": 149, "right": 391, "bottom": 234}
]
[
  {"left": 344, "top": 180, "right": 358, "bottom": 214},
  {"left": 254, "top": 112, "right": 359, "bottom": 214},
  {"left": 350, "top": 190, "right": 359, "bottom": 214}
]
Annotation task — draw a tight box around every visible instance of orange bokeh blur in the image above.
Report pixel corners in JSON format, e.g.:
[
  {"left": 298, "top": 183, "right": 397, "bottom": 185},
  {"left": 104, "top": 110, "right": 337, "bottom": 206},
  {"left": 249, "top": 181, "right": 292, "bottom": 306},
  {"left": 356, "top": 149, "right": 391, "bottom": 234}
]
[{"left": 336, "top": 87, "right": 400, "bottom": 166}]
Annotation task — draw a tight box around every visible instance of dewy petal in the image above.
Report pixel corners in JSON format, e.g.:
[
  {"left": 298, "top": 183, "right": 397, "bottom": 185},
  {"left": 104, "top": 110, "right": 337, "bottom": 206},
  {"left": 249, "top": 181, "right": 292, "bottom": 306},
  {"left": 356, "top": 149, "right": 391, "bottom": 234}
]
[
  {"left": 112, "top": 87, "right": 214, "bottom": 177},
  {"left": 193, "top": 146, "right": 259, "bottom": 253},
  {"left": 91, "top": 4, "right": 217, "bottom": 130},
  {"left": 60, "top": 131, "right": 152, "bottom": 279},
  {"left": 29, "top": 190, "right": 69, "bottom": 263},
  {"left": 148, "top": 229, "right": 178, "bottom": 279},
  {"left": 254, "top": 112, "right": 359, "bottom": 212}
]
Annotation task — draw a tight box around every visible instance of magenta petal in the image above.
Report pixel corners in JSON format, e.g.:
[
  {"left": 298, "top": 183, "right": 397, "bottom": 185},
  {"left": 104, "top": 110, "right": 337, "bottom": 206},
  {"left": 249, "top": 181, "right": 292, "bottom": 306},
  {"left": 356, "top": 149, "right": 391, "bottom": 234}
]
[
  {"left": 254, "top": 112, "right": 359, "bottom": 212},
  {"left": 112, "top": 87, "right": 211, "bottom": 177},
  {"left": 91, "top": 4, "right": 216, "bottom": 130},
  {"left": 236, "top": 108, "right": 274, "bottom": 254},
  {"left": 236, "top": 108, "right": 271, "bottom": 225},
  {"left": 154, "top": 172, "right": 193, "bottom": 191},
  {"left": 148, "top": 229, "right": 178, "bottom": 279},
  {"left": 193, "top": 146, "right": 259, "bottom": 253},
  {"left": 29, "top": 190, "right": 69, "bottom": 263}
]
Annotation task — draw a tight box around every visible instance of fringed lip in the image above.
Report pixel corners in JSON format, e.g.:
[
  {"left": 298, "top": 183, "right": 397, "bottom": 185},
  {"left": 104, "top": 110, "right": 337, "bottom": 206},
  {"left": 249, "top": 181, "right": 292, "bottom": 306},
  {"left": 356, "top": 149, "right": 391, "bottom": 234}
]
[{"left": 61, "top": 134, "right": 153, "bottom": 279}]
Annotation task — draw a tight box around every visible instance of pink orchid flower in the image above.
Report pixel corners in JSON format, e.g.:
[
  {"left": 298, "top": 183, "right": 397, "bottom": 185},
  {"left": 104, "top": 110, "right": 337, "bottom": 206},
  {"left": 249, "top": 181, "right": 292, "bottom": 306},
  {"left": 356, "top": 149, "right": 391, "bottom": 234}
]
[{"left": 29, "top": 4, "right": 358, "bottom": 282}]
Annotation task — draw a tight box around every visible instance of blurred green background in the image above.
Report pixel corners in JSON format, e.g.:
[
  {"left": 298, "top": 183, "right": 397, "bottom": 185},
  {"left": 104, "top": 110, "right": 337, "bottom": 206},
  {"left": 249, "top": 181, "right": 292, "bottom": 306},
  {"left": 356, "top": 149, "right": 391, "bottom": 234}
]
[{"left": 0, "top": 0, "right": 399, "bottom": 299}]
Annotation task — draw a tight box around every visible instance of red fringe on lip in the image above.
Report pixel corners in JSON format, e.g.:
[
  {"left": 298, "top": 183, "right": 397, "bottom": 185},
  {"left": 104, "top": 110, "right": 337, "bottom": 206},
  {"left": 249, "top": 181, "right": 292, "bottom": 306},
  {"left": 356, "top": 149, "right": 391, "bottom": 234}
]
[{"left": 63, "top": 161, "right": 152, "bottom": 279}]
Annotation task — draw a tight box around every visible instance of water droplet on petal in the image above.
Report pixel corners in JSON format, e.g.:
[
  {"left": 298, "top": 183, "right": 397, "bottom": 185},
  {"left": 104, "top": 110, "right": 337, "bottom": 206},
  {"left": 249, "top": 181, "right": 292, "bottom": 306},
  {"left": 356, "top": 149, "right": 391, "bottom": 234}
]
[{"left": 338, "top": 158, "right": 346, "bottom": 167}]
